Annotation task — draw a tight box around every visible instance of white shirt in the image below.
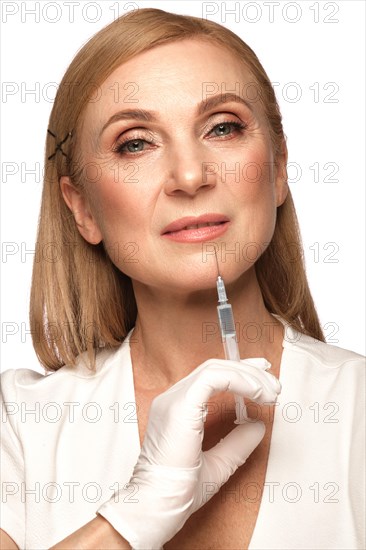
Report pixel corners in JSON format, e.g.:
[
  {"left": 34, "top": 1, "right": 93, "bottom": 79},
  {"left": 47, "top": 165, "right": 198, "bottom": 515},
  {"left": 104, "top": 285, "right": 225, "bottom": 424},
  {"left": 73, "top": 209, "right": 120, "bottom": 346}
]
[{"left": 1, "top": 320, "right": 365, "bottom": 549}]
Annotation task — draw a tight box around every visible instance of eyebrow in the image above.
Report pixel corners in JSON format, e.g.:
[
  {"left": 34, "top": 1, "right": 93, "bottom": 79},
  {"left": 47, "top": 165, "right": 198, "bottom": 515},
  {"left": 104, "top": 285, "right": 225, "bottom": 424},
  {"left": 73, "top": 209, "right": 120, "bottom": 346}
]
[{"left": 98, "top": 93, "right": 254, "bottom": 137}]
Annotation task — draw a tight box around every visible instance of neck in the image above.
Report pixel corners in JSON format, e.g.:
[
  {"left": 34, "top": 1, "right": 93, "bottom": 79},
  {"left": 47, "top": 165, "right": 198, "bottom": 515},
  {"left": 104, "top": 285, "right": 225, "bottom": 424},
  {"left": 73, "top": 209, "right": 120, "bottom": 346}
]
[{"left": 129, "top": 267, "right": 284, "bottom": 392}]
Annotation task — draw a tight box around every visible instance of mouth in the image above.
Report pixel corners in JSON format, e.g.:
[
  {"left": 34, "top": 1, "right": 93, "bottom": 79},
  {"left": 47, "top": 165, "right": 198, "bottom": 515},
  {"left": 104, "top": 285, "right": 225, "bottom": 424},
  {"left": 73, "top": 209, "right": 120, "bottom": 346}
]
[
  {"left": 161, "top": 214, "right": 230, "bottom": 235},
  {"left": 161, "top": 216, "right": 230, "bottom": 243},
  {"left": 167, "top": 221, "right": 226, "bottom": 232}
]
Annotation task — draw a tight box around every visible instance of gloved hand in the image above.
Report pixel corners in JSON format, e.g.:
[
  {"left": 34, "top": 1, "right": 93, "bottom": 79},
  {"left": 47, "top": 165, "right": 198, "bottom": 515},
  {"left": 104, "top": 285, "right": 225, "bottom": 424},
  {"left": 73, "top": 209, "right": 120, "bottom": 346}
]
[{"left": 96, "top": 357, "right": 281, "bottom": 549}]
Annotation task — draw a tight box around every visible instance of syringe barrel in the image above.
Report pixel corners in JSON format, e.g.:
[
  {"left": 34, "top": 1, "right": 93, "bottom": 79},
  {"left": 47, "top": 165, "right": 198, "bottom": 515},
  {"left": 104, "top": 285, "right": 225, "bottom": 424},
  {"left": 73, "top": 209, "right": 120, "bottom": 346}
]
[
  {"left": 223, "top": 334, "right": 241, "bottom": 362},
  {"left": 217, "top": 304, "right": 241, "bottom": 360},
  {"left": 216, "top": 294, "right": 248, "bottom": 423},
  {"left": 217, "top": 303, "right": 236, "bottom": 337}
]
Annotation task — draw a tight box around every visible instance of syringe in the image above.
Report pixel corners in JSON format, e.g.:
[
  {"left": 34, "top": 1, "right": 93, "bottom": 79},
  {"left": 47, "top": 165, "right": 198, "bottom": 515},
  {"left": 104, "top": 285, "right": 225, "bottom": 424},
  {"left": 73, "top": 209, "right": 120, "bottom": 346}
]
[{"left": 215, "top": 258, "right": 249, "bottom": 424}]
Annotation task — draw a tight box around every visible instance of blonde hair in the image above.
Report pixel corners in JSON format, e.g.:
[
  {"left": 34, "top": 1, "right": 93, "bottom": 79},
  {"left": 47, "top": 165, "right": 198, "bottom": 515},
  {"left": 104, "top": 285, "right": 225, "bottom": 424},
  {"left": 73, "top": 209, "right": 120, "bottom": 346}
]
[{"left": 30, "top": 7, "right": 324, "bottom": 372}]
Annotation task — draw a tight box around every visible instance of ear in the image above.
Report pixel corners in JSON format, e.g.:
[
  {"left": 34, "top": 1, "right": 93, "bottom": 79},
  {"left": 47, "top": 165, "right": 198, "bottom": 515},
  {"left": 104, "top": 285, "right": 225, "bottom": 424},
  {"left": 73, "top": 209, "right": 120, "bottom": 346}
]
[
  {"left": 274, "top": 139, "right": 289, "bottom": 207},
  {"left": 60, "top": 176, "right": 103, "bottom": 245}
]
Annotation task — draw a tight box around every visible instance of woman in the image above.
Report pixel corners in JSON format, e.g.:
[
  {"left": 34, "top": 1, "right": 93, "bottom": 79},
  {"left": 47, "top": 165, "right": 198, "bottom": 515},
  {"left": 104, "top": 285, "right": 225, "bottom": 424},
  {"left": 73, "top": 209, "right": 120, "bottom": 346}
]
[{"left": 1, "top": 8, "right": 364, "bottom": 550}]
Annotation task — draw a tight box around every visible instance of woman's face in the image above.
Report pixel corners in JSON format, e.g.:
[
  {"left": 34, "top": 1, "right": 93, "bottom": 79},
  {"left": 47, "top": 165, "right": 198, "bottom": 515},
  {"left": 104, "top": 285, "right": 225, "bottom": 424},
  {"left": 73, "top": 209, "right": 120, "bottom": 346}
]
[{"left": 61, "top": 39, "right": 287, "bottom": 294}]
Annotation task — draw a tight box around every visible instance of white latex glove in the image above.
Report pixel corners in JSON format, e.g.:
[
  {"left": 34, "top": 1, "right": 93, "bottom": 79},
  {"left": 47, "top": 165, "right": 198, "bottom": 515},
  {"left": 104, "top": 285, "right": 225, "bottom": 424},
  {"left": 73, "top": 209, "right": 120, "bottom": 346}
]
[{"left": 97, "top": 357, "right": 281, "bottom": 549}]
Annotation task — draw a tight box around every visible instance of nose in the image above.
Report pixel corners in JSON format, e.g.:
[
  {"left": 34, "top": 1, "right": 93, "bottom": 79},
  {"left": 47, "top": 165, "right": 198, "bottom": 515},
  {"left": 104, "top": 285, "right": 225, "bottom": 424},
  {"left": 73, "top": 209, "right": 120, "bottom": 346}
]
[{"left": 163, "top": 142, "right": 217, "bottom": 197}]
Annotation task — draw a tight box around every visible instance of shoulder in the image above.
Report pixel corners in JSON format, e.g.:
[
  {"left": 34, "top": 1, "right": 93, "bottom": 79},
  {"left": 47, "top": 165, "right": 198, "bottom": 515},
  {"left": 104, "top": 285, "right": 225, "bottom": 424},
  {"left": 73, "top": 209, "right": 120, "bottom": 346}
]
[
  {"left": 1, "top": 329, "right": 134, "bottom": 399},
  {"left": 278, "top": 320, "right": 365, "bottom": 405},
  {"left": 283, "top": 323, "right": 365, "bottom": 372},
  {"left": 279, "top": 323, "right": 365, "bottom": 417}
]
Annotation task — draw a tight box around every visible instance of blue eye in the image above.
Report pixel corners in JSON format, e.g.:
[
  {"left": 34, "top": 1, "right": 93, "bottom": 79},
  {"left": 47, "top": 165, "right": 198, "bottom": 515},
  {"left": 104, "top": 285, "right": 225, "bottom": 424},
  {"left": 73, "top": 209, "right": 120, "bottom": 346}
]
[
  {"left": 126, "top": 140, "right": 145, "bottom": 152},
  {"left": 115, "top": 138, "right": 148, "bottom": 155},
  {"left": 209, "top": 121, "right": 247, "bottom": 137}
]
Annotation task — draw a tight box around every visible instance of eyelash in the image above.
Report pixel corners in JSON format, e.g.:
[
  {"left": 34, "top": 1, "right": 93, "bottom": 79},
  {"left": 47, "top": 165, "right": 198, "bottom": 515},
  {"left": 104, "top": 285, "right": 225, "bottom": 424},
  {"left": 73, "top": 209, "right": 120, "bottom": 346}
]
[{"left": 113, "top": 120, "right": 248, "bottom": 156}]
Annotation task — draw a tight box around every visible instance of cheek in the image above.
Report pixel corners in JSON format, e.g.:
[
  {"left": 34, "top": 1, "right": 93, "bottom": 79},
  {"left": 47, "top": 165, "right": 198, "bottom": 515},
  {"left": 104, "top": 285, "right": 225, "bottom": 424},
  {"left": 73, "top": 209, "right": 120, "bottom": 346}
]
[
  {"left": 87, "top": 160, "right": 144, "bottom": 220},
  {"left": 233, "top": 144, "right": 278, "bottom": 246},
  {"left": 235, "top": 142, "right": 276, "bottom": 205},
  {"left": 86, "top": 175, "right": 147, "bottom": 249},
  {"left": 91, "top": 189, "right": 145, "bottom": 275}
]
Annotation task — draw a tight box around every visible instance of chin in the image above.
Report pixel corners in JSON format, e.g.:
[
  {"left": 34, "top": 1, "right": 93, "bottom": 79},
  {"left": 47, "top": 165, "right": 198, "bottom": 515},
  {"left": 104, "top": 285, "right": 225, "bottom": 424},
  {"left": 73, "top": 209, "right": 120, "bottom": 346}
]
[{"left": 171, "top": 262, "right": 255, "bottom": 293}]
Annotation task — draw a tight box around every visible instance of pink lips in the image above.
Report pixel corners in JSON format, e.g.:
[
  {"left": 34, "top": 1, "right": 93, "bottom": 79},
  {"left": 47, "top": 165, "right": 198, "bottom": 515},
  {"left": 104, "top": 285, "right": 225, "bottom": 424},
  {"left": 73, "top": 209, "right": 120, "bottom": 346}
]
[{"left": 161, "top": 213, "right": 230, "bottom": 243}]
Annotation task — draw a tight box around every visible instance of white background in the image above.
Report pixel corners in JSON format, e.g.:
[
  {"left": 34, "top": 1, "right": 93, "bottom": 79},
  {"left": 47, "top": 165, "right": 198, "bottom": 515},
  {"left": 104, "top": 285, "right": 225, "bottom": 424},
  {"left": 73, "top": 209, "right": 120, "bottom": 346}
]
[{"left": 1, "top": 0, "right": 365, "bottom": 373}]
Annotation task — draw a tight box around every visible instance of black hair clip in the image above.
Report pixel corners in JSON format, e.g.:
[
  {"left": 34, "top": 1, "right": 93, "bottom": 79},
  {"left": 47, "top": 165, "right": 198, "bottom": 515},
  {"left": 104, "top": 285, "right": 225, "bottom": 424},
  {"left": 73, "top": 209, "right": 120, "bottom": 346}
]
[{"left": 47, "top": 129, "right": 73, "bottom": 160}]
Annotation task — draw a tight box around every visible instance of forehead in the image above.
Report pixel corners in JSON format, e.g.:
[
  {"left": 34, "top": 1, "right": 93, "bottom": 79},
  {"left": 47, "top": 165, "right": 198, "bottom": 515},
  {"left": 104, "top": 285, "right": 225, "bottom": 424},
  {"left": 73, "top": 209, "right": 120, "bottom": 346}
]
[{"left": 83, "top": 39, "right": 260, "bottom": 123}]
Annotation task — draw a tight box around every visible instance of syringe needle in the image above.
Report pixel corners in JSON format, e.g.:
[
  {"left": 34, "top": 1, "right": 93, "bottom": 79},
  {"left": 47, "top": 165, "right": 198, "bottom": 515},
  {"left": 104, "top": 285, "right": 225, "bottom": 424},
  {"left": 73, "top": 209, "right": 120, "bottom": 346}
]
[{"left": 214, "top": 247, "right": 220, "bottom": 277}]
